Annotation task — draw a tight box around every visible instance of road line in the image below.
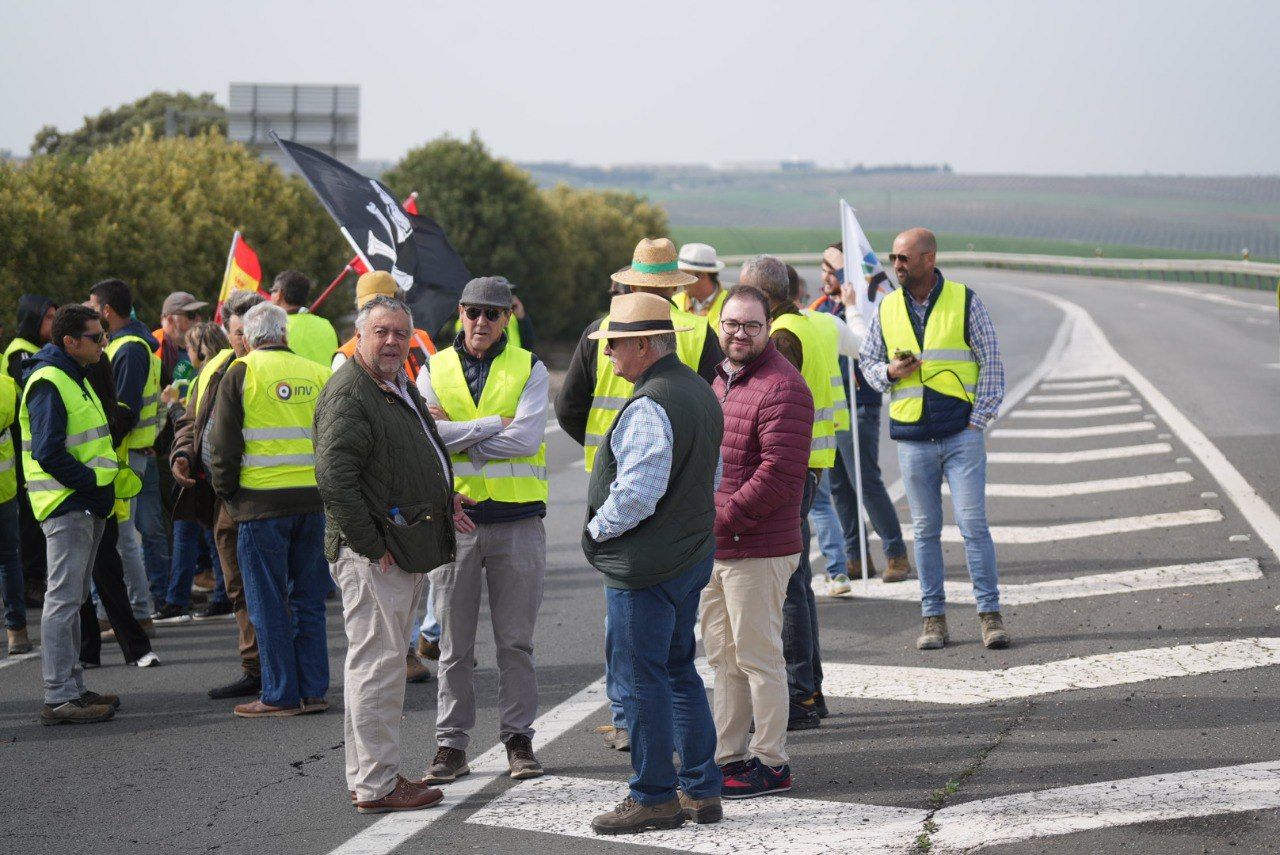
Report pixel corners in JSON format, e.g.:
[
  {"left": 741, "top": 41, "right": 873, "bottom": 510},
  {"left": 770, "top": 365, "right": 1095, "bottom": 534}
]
[
  {"left": 326, "top": 677, "right": 608, "bottom": 855},
  {"left": 1024, "top": 390, "right": 1132, "bottom": 403},
  {"left": 820, "top": 558, "right": 1260, "bottom": 605},
  {"left": 1039, "top": 378, "right": 1122, "bottom": 391},
  {"left": 0, "top": 650, "right": 39, "bottom": 672},
  {"left": 900, "top": 509, "right": 1222, "bottom": 544},
  {"left": 988, "top": 443, "right": 1171, "bottom": 464},
  {"left": 1134, "top": 282, "right": 1275, "bottom": 313},
  {"left": 929, "top": 760, "right": 1280, "bottom": 852},
  {"left": 990, "top": 422, "right": 1155, "bottom": 439},
  {"left": 466, "top": 774, "right": 929, "bottom": 855},
  {"left": 820, "top": 637, "right": 1280, "bottom": 704},
  {"left": 1009, "top": 403, "right": 1142, "bottom": 419},
  {"left": 952, "top": 471, "right": 1193, "bottom": 497}
]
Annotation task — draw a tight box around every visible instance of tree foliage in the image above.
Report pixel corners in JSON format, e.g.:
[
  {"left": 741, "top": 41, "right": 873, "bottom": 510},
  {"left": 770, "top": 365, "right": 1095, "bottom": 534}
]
[{"left": 31, "top": 91, "right": 227, "bottom": 160}]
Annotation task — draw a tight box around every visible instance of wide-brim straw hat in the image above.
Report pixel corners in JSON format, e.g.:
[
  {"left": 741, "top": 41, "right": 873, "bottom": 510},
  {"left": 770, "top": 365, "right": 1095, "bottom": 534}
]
[
  {"left": 611, "top": 238, "right": 698, "bottom": 290},
  {"left": 587, "top": 292, "right": 692, "bottom": 340}
]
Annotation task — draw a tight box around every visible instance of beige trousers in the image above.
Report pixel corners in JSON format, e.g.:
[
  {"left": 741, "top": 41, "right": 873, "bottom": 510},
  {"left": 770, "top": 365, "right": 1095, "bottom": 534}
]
[
  {"left": 700, "top": 553, "right": 798, "bottom": 768},
  {"left": 331, "top": 547, "right": 427, "bottom": 802}
]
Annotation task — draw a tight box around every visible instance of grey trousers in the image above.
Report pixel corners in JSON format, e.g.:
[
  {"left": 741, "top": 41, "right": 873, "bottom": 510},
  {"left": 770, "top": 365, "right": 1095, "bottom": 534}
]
[
  {"left": 331, "top": 547, "right": 426, "bottom": 802},
  {"left": 433, "top": 516, "right": 546, "bottom": 750},
  {"left": 41, "top": 511, "right": 107, "bottom": 704}
]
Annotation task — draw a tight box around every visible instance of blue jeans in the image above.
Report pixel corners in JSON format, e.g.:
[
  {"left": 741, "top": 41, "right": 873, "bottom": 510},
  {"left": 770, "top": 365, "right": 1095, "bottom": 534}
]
[
  {"left": 898, "top": 428, "right": 1000, "bottom": 617},
  {"left": 605, "top": 554, "right": 721, "bottom": 805},
  {"left": 129, "top": 451, "right": 171, "bottom": 607},
  {"left": 414, "top": 578, "right": 440, "bottom": 644},
  {"left": 808, "top": 472, "right": 848, "bottom": 578},
  {"left": 783, "top": 472, "right": 822, "bottom": 700},
  {"left": 830, "top": 405, "right": 907, "bottom": 561},
  {"left": 604, "top": 609, "right": 626, "bottom": 730},
  {"left": 0, "top": 499, "right": 25, "bottom": 630},
  {"left": 167, "top": 520, "right": 226, "bottom": 608},
  {"left": 237, "top": 513, "right": 330, "bottom": 708}
]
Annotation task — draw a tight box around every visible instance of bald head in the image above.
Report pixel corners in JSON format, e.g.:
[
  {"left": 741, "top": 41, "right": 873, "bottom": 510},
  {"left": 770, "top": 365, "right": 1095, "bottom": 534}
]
[
  {"left": 897, "top": 228, "right": 937, "bottom": 255},
  {"left": 891, "top": 227, "right": 939, "bottom": 292}
]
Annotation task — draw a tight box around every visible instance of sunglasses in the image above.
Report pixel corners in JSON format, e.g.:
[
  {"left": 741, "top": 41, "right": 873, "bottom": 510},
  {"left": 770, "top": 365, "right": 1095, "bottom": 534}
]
[
  {"left": 889, "top": 253, "right": 925, "bottom": 264},
  {"left": 78, "top": 331, "right": 106, "bottom": 344},
  {"left": 463, "top": 306, "right": 506, "bottom": 322}
]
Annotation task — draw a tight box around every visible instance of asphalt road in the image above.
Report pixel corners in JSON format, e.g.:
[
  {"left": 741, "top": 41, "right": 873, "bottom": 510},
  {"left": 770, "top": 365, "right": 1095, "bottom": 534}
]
[{"left": 1, "top": 270, "right": 1277, "bottom": 855}]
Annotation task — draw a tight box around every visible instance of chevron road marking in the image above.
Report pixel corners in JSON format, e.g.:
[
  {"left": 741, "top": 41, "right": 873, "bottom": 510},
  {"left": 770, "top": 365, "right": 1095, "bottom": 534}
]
[
  {"left": 1024, "top": 389, "right": 1133, "bottom": 403},
  {"left": 899, "top": 509, "right": 1222, "bottom": 544},
  {"left": 988, "top": 443, "right": 1171, "bottom": 464},
  {"left": 990, "top": 421, "right": 1155, "bottom": 439},
  {"left": 1039, "top": 378, "right": 1123, "bottom": 391},
  {"left": 947, "top": 471, "right": 1193, "bottom": 497},
  {"left": 1009, "top": 403, "right": 1143, "bottom": 419}
]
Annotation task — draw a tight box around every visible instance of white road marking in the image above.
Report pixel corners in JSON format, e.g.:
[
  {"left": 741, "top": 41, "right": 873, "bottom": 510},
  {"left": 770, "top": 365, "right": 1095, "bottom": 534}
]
[
  {"left": 1009, "top": 403, "right": 1143, "bottom": 419},
  {"left": 988, "top": 443, "right": 1171, "bottom": 464},
  {"left": 1024, "top": 390, "right": 1132, "bottom": 403},
  {"left": 929, "top": 760, "right": 1280, "bottom": 852},
  {"left": 819, "top": 558, "right": 1260, "bottom": 605},
  {"left": 1038, "top": 378, "right": 1122, "bottom": 391},
  {"left": 820, "top": 637, "right": 1280, "bottom": 704},
  {"left": 1134, "top": 282, "right": 1275, "bottom": 313},
  {"left": 899, "top": 509, "right": 1221, "bottom": 544},
  {"left": 990, "top": 422, "right": 1155, "bottom": 439},
  {"left": 950, "top": 471, "right": 1193, "bottom": 497},
  {"left": 325, "top": 677, "right": 608, "bottom": 855},
  {"left": 0, "top": 650, "right": 39, "bottom": 671}
]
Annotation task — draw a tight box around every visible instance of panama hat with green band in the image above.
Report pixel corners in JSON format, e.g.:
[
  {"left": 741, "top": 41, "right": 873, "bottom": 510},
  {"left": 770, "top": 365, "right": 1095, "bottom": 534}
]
[{"left": 610, "top": 238, "right": 699, "bottom": 290}]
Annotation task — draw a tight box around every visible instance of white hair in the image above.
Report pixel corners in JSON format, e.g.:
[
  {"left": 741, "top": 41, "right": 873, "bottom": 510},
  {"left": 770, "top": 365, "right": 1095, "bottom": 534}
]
[
  {"left": 355, "top": 296, "right": 413, "bottom": 334},
  {"left": 646, "top": 332, "right": 677, "bottom": 356},
  {"left": 242, "top": 302, "right": 288, "bottom": 349}
]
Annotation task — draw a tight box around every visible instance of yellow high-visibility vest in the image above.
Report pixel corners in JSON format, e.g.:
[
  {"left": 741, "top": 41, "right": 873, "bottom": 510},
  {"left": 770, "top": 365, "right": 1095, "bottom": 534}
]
[
  {"left": 19, "top": 364, "right": 118, "bottom": 520},
  {"left": 2, "top": 337, "right": 39, "bottom": 373},
  {"left": 189, "top": 348, "right": 235, "bottom": 417},
  {"left": 675, "top": 288, "right": 727, "bottom": 333},
  {"left": 429, "top": 345, "right": 547, "bottom": 503},
  {"left": 802, "top": 309, "right": 850, "bottom": 432},
  {"left": 771, "top": 313, "right": 836, "bottom": 468},
  {"left": 286, "top": 311, "right": 340, "bottom": 368},
  {"left": 878, "top": 280, "right": 978, "bottom": 427},
  {"left": 0, "top": 374, "right": 17, "bottom": 503},
  {"left": 582, "top": 306, "right": 707, "bottom": 472},
  {"left": 237, "top": 348, "right": 330, "bottom": 491},
  {"left": 104, "top": 333, "right": 161, "bottom": 449}
]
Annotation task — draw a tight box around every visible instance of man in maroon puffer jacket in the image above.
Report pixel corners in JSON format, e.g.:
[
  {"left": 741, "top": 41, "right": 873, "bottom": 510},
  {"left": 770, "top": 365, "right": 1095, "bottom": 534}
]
[{"left": 704, "top": 285, "right": 814, "bottom": 800}]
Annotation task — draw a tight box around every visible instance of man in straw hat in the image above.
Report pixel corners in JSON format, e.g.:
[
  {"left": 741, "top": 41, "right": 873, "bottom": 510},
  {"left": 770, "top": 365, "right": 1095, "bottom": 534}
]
[
  {"left": 555, "top": 236, "right": 723, "bottom": 752},
  {"left": 582, "top": 291, "right": 724, "bottom": 834},
  {"left": 674, "top": 242, "right": 728, "bottom": 332}
]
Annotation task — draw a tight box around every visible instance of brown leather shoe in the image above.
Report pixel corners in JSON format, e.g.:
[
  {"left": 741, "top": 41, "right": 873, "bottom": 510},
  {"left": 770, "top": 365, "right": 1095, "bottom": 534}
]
[
  {"left": 595, "top": 724, "right": 630, "bottom": 751},
  {"left": 591, "top": 795, "right": 685, "bottom": 835},
  {"left": 406, "top": 653, "right": 432, "bottom": 684},
  {"left": 415, "top": 636, "right": 440, "bottom": 661},
  {"left": 355, "top": 775, "right": 444, "bottom": 814},
  {"left": 678, "top": 790, "right": 722, "bottom": 824},
  {"left": 504, "top": 734, "right": 544, "bottom": 780},
  {"left": 300, "top": 697, "right": 329, "bottom": 714},
  {"left": 422, "top": 747, "right": 469, "bottom": 783},
  {"left": 917, "top": 615, "right": 949, "bottom": 650},
  {"left": 979, "top": 611, "right": 1011, "bottom": 649},
  {"left": 233, "top": 700, "right": 301, "bottom": 718},
  {"left": 80, "top": 690, "right": 121, "bottom": 710},
  {"left": 882, "top": 555, "right": 913, "bottom": 583},
  {"left": 846, "top": 555, "right": 877, "bottom": 580},
  {"left": 41, "top": 698, "right": 115, "bottom": 725},
  {"left": 6, "top": 627, "right": 32, "bottom": 655},
  {"left": 192, "top": 571, "right": 217, "bottom": 593}
]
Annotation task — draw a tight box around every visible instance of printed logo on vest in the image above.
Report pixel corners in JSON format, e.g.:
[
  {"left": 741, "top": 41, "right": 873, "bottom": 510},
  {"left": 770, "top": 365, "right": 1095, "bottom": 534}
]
[{"left": 274, "top": 379, "right": 318, "bottom": 403}]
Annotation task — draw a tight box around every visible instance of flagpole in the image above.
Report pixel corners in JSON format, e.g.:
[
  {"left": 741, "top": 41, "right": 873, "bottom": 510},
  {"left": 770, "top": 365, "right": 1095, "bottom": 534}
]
[
  {"left": 215, "top": 230, "right": 240, "bottom": 324},
  {"left": 841, "top": 201, "right": 871, "bottom": 588}
]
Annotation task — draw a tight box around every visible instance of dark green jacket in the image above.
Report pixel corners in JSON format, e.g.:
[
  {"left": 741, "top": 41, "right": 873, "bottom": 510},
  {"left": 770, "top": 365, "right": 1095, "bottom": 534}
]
[
  {"left": 583, "top": 353, "right": 723, "bottom": 589},
  {"left": 313, "top": 356, "right": 456, "bottom": 572}
]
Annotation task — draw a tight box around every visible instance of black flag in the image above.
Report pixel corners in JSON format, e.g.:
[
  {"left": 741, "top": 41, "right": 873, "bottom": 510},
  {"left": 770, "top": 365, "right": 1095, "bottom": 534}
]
[{"left": 403, "top": 210, "right": 472, "bottom": 338}]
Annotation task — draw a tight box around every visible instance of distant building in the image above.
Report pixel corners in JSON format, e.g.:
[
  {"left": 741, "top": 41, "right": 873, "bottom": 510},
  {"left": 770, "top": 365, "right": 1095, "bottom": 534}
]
[{"left": 229, "top": 83, "right": 359, "bottom": 173}]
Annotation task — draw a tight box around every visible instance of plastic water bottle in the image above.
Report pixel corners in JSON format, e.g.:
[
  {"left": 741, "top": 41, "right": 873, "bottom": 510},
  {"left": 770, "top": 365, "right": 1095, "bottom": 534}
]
[{"left": 389, "top": 506, "right": 408, "bottom": 527}]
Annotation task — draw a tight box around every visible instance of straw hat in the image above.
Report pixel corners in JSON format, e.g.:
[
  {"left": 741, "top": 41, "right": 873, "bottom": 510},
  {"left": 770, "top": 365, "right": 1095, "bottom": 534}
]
[
  {"left": 677, "top": 243, "right": 725, "bottom": 273},
  {"left": 587, "top": 292, "right": 692, "bottom": 340},
  {"left": 611, "top": 238, "right": 698, "bottom": 290}
]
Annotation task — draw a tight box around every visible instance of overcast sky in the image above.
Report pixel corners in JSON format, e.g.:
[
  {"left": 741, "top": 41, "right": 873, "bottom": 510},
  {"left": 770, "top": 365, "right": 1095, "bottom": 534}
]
[{"left": 3, "top": 0, "right": 1276, "bottom": 174}]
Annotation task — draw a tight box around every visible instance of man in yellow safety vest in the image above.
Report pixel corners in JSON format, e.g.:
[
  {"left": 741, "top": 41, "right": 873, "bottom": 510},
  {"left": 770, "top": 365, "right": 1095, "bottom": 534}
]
[
  {"left": 269, "top": 270, "right": 339, "bottom": 368},
  {"left": 674, "top": 242, "right": 728, "bottom": 333}
]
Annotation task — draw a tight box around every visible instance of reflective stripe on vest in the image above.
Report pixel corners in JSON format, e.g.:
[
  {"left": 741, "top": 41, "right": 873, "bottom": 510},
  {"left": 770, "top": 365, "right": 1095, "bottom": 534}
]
[
  {"left": 237, "top": 349, "right": 330, "bottom": 491},
  {"left": 675, "top": 288, "right": 727, "bottom": 333},
  {"left": 583, "top": 308, "right": 707, "bottom": 472},
  {"left": 104, "top": 334, "right": 162, "bottom": 449},
  {"left": 189, "top": 348, "right": 235, "bottom": 417},
  {"left": 429, "top": 345, "right": 547, "bottom": 503},
  {"left": 0, "top": 373, "right": 16, "bottom": 502},
  {"left": 803, "top": 309, "right": 850, "bottom": 432},
  {"left": 878, "top": 280, "right": 978, "bottom": 426},
  {"left": 18, "top": 365, "right": 118, "bottom": 520},
  {"left": 770, "top": 313, "right": 837, "bottom": 468}
]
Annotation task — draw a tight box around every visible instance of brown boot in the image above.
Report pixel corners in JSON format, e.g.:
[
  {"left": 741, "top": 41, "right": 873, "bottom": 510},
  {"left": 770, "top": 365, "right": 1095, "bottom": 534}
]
[
  {"left": 406, "top": 653, "right": 432, "bottom": 684},
  {"left": 415, "top": 636, "right": 440, "bottom": 661},
  {"left": 917, "top": 615, "right": 949, "bottom": 650},
  {"left": 191, "top": 571, "right": 217, "bottom": 593},
  {"left": 882, "top": 555, "right": 912, "bottom": 583},
  {"left": 6, "top": 627, "right": 33, "bottom": 655},
  {"left": 423, "top": 747, "right": 469, "bottom": 784},
  {"left": 80, "top": 690, "right": 121, "bottom": 709},
  {"left": 591, "top": 795, "right": 685, "bottom": 835},
  {"left": 504, "top": 734, "right": 544, "bottom": 780},
  {"left": 678, "top": 790, "right": 722, "bottom": 824},
  {"left": 979, "top": 612, "right": 1011, "bottom": 649},
  {"left": 355, "top": 775, "right": 444, "bottom": 814},
  {"left": 41, "top": 698, "right": 115, "bottom": 725},
  {"left": 846, "top": 555, "right": 877, "bottom": 580}
]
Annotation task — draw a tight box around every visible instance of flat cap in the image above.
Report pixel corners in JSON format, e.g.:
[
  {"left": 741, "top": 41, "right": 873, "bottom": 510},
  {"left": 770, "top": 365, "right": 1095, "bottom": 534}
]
[{"left": 459, "top": 276, "right": 513, "bottom": 309}]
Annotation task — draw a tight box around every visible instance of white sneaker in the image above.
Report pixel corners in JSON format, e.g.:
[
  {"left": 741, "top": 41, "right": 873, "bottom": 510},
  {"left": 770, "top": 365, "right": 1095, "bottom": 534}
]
[
  {"left": 134, "top": 652, "right": 161, "bottom": 668},
  {"left": 827, "top": 573, "right": 852, "bottom": 596}
]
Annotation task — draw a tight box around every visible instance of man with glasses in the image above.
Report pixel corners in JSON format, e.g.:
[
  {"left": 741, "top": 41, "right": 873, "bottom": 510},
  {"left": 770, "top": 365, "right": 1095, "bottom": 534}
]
[
  {"left": 417, "top": 277, "right": 550, "bottom": 784},
  {"left": 859, "top": 228, "right": 1009, "bottom": 651},
  {"left": 20, "top": 305, "right": 120, "bottom": 724}
]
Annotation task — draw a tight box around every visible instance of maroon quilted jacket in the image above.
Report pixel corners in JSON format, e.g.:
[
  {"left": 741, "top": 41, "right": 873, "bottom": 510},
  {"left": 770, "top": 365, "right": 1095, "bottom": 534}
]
[{"left": 712, "top": 342, "right": 814, "bottom": 559}]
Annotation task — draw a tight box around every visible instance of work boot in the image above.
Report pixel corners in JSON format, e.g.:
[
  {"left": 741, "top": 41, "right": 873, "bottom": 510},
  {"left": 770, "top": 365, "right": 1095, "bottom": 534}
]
[
  {"left": 786, "top": 697, "right": 820, "bottom": 731},
  {"left": 846, "top": 555, "right": 877, "bottom": 580},
  {"left": 80, "top": 690, "right": 121, "bottom": 709},
  {"left": 596, "top": 724, "right": 630, "bottom": 751},
  {"left": 678, "top": 790, "right": 723, "bottom": 824},
  {"left": 423, "top": 747, "right": 469, "bottom": 784},
  {"left": 826, "top": 573, "right": 852, "bottom": 596},
  {"left": 591, "top": 795, "right": 685, "bottom": 835},
  {"left": 406, "top": 652, "right": 432, "bottom": 684},
  {"left": 979, "top": 612, "right": 1011, "bottom": 649},
  {"left": 40, "top": 698, "right": 115, "bottom": 726},
  {"left": 209, "top": 673, "right": 261, "bottom": 700},
  {"left": 812, "top": 691, "right": 829, "bottom": 719},
  {"left": 415, "top": 636, "right": 440, "bottom": 661},
  {"left": 300, "top": 696, "right": 329, "bottom": 714},
  {"left": 882, "top": 555, "right": 913, "bottom": 583},
  {"left": 6, "top": 627, "right": 32, "bottom": 655},
  {"left": 191, "top": 571, "right": 217, "bottom": 593},
  {"left": 504, "top": 734, "right": 544, "bottom": 779},
  {"left": 917, "top": 615, "right": 949, "bottom": 650},
  {"left": 354, "top": 775, "right": 444, "bottom": 814}
]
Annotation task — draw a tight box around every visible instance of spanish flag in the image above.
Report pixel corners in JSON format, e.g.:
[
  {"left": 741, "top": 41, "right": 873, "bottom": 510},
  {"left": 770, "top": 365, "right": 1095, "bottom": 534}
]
[{"left": 216, "top": 231, "right": 264, "bottom": 322}]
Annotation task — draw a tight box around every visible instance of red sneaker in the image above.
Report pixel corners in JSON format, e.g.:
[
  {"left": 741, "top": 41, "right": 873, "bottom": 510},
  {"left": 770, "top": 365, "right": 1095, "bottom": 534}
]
[{"left": 721, "top": 758, "right": 792, "bottom": 799}]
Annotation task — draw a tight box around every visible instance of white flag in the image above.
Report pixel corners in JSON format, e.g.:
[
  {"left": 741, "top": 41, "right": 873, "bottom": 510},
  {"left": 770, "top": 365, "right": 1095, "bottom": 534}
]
[{"left": 840, "top": 199, "right": 895, "bottom": 326}]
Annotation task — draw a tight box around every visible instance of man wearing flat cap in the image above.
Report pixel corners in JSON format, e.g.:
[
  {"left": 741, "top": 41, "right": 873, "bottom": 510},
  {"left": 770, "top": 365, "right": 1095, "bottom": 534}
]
[
  {"left": 417, "top": 276, "right": 550, "bottom": 785},
  {"left": 582, "top": 291, "right": 725, "bottom": 835}
]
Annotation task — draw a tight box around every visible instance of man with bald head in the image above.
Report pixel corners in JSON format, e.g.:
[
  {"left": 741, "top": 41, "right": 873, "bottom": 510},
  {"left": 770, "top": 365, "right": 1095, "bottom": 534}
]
[{"left": 859, "top": 228, "right": 1010, "bottom": 651}]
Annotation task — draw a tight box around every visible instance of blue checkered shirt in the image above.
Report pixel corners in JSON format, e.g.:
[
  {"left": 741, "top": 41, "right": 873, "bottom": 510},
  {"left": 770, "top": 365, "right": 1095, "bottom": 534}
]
[{"left": 859, "top": 272, "right": 1005, "bottom": 429}]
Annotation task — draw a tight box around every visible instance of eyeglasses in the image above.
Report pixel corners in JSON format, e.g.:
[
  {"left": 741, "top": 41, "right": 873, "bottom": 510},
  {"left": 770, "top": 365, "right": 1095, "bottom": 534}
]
[
  {"left": 463, "top": 306, "right": 506, "bottom": 322},
  {"left": 720, "top": 320, "right": 765, "bottom": 337},
  {"left": 78, "top": 331, "right": 106, "bottom": 344}
]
